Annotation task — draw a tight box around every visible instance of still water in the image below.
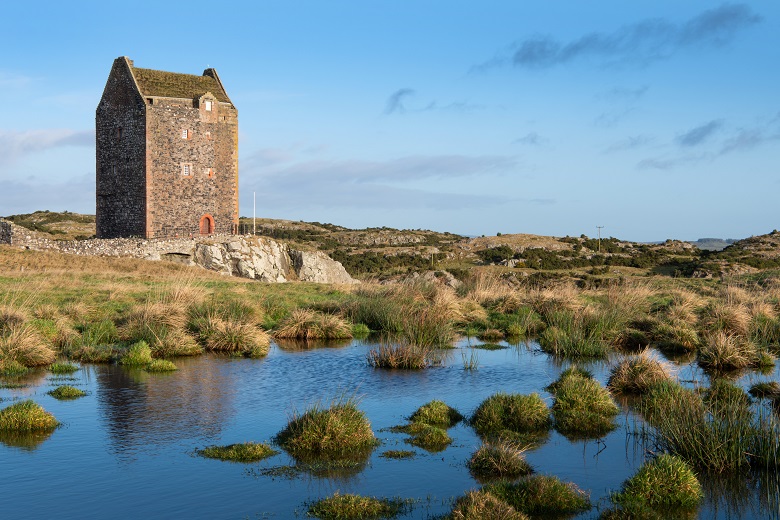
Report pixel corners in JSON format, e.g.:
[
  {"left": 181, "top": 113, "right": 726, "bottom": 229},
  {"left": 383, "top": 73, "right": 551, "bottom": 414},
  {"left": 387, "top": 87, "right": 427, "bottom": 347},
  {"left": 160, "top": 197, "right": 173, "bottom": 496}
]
[{"left": 1, "top": 339, "right": 778, "bottom": 519}]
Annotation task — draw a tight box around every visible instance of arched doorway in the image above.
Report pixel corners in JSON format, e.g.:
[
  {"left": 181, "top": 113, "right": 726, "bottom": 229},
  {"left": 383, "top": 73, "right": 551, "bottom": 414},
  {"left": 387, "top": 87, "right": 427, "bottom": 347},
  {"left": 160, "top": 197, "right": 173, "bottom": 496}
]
[{"left": 199, "top": 214, "right": 215, "bottom": 235}]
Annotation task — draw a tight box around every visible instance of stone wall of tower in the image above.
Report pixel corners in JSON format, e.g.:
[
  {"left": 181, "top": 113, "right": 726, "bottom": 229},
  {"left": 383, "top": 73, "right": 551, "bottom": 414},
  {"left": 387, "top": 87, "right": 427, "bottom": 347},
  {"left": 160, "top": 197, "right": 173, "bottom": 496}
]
[{"left": 95, "top": 58, "right": 147, "bottom": 238}]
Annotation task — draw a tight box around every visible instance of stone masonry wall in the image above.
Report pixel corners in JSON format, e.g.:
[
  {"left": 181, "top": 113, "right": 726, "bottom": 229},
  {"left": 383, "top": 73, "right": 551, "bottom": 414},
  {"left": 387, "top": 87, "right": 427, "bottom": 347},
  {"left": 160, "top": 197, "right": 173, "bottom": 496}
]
[
  {"left": 96, "top": 58, "right": 148, "bottom": 238},
  {"left": 145, "top": 95, "right": 238, "bottom": 238},
  {"left": 0, "top": 220, "right": 12, "bottom": 245}
]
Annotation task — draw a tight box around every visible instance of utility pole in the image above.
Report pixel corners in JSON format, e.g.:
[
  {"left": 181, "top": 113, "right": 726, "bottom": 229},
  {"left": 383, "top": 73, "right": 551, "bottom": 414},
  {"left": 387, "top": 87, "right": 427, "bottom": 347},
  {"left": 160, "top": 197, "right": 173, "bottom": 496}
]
[
  {"left": 597, "top": 226, "right": 604, "bottom": 253},
  {"left": 253, "top": 192, "right": 256, "bottom": 236}
]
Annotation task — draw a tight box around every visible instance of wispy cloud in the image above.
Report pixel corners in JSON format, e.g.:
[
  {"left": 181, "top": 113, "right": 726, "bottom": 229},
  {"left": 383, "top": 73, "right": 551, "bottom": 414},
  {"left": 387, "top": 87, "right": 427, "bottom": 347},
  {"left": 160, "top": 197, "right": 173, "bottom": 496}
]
[
  {"left": 514, "top": 132, "right": 547, "bottom": 146},
  {"left": 676, "top": 119, "right": 724, "bottom": 147},
  {"left": 478, "top": 3, "right": 761, "bottom": 71},
  {"left": 599, "top": 86, "right": 649, "bottom": 103},
  {"left": 637, "top": 153, "right": 707, "bottom": 170},
  {"left": 720, "top": 126, "right": 780, "bottom": 155},
  {"left": 0, "top": 129, "right": 94, "bottom": 166},
  {"left": 604, "top": 135, "right": 654, "bottom": 153},
  {"left": 384, "top": 88, "right": 416, "bottom": 114}
]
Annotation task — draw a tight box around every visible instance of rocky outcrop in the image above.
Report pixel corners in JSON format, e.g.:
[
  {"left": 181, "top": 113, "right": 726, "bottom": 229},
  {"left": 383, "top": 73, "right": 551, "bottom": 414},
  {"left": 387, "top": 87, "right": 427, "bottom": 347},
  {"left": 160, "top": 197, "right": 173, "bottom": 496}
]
[{"left": 0, "top": 219, "right": 356, "bottom": 284}]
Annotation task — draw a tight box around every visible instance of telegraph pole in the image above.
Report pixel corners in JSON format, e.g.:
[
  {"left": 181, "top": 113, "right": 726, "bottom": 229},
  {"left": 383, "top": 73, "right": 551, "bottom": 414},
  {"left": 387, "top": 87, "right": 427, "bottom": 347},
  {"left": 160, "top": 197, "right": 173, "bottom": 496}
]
[
  {"left": 597, "top": 226, "right": 604, "bottom": 253},
  {"left": 253, "top": 192, "right": 256, "bottom": 236}
]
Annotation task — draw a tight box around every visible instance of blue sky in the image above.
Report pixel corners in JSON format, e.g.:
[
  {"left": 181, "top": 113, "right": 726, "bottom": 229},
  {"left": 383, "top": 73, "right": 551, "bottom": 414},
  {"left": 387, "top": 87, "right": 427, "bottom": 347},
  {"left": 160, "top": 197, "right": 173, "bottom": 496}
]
[{"left": 1, "top": 1, "right": 778, "bottom": 241}]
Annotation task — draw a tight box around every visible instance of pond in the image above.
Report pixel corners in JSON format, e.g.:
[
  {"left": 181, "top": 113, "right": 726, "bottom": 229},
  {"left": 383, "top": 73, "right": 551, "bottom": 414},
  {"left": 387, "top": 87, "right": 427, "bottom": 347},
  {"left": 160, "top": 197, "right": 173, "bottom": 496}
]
[{"left": 1, "top": 338, "right": 778, "bottom": 519}]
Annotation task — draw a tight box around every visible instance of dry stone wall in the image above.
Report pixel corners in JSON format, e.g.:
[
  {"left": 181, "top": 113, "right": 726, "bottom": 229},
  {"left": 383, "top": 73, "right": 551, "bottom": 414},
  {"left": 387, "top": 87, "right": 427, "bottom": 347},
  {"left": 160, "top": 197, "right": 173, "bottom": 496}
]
[{"left": 0, "top": 220, "right": 356, "bottom": 284}]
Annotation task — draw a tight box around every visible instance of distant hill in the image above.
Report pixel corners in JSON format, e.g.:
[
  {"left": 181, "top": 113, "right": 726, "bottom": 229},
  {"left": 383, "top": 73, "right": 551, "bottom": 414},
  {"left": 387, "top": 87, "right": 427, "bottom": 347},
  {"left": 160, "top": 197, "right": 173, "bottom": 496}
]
[{"left": 690, "top": 238, "right": 737, "bottom": 251}]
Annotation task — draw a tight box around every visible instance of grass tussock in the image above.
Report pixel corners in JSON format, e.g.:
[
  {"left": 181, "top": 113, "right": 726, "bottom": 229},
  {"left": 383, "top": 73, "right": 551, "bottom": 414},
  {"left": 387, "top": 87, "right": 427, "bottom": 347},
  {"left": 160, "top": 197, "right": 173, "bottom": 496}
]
[
  {"left": 275, "top": 398, "right": 377, "bottom": 459},
  {"left": 486, "top": 475, "right": 591, "bottom": 517},
  {"left": 548, "top": 369, "right": 619, "bottom": 438},
  {"left": 468, "top": 439, "right": 533, "bottom": 480},
  {"left": 119, "top": 340, "right": 153, "bottom": 366},
  {"left": 145, "top": 359, "right": 178, "bottom": 372},
  {"left": 395, "top": 422, "right": 452, "bottom": 452},
  {"left": 204, "top": 318, "right": 270, "bottom": 358},
  {"left": 197, "top": 442, "right": 278, "bottom": 463},
  {"left": 408, "top": 400, "right": 463, "bottom": 428},
  {"left": 47, "top": 385, "right": 86, "bottom": 399},
  {"left": 366, "top": 343, "right": 435, "bottom": 370},
  {"left": 611, "top": 454, "right": 703, "bottom": 512},
  {"left": 449, "top": 490, "right": 529, "bottom": 520},
  {"left": 0, "top": 323, "right": 56, "bottom": 367},
  {"left": 380, "top": 450, "right": 415, "bottom": 459},
  {"left": 274, "top": 309, "right": 352, "bottom": 340},
  {"left": 471, "top": 392, "right": 551, "bottom": 438},
  {"left": 0, "top": 400, "right": 59, "bottom": 432},
  {"left": 697, "top": 331, "right": 765, "bottom": 370},
  {"left": 607, "top": 351, "right": 672, "bottom": 395},
  {"left": 749, "top": 381, "right": 780, "bottom": 399},
  {"left": 307, "top": 492, "right": 410, "bottom": 520},
  {"left": 49, "top": 362, "right": 78, "bottom": 374}
]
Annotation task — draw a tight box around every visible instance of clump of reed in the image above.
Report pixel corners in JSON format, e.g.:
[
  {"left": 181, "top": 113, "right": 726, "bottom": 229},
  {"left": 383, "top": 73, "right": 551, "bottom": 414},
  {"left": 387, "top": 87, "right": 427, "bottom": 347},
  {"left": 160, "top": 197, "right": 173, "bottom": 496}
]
[
  {"left": 607, "top": 351, "right": 672, "bottom": 395},
  {"left": 145, "top": 359, "right": 178, "bottom": 372},
  {"left": 699, "top": 301, "right": 751, "bottom": 336},
  {"left": 205, "top": 318, "right": 270, "bottom": 358},
  {"left": 472, "top": 343, "right": 506, "bottom": 351},
  {"left": 470, "top": 392, "right": 551, "bottom": 438},
  {"left": 47, "top": 385, "right": 87, "bottom": 400},
  {"left": 49, "top": 362, "right": 78, "bottom": 374},
  {"left": 77, "top": 319, "right": 120, "bottom": 348},
  {"left": 70, "top": 344, "right": 124, "bottom": 364},
  {"left": 307, "top": 492, "right": 410, "bottom": 520},
  {"left": 274, "top": 308, "right": 352, "bottom": 340},
  {"left": 449, "top": 490, "right": 529, "bottom": 520},
  {"left": 0, "top": 323, "right": 56, "bottom": 368},
  {"left": 697, "top": 331, "right": 769, "bottom": 371},
  {"left": 366, "top": 342, "right": 435, "bottom": 370},
  {"left": 123, "top": 302, "right": 202, "bottom": 357},
  {"left": 537, "top": 308, "right": 614, "bottom": 359},
  {"left": 408, "top": 400, "right": 463, "bottom": 428},
  {"left": 486, "top": 475, "right": 591, "bottom": 517},
  {"left": 0, "top": 400, "right": 59, "bottom": 432},
  {"left": 548, "top": 369, "right": 619, "bottom": 438},
  {"left": 275, "top": 397, "right": 377, "bottom": 460},
  {"left": 394, "top": 422, "right": 452, "bottom": 452},
  {"left": 119, "top": 340, "right": 153, "bottom": 366},
  {"left": 478, "top": 328, "right": 505, "bottom": 341},
  {"left": 610, "top": 454, "right": 703, "bottom": 514},
  {"left": 652, "top": 320, "right": 700, "bottom": 353},
  {"left": 0, "top": 359, "right": 28, "bottom": 376},
  {"left": 468, "top": 439, "right": 533, "bottom": 481},
  {"left": 197, "top": 442, "right": 278, "bottom": 463}
]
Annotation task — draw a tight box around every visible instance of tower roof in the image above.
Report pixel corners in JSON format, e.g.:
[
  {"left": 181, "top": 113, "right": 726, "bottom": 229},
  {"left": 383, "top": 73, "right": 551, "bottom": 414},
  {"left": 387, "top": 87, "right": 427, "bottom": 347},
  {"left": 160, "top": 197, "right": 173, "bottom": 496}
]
[{"left": 130, "top": 64, "right": 231, "bottom": 103}]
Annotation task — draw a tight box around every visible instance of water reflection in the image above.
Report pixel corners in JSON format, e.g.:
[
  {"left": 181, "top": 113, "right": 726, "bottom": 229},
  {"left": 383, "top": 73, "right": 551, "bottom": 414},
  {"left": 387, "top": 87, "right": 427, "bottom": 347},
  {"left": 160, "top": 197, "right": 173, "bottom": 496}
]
[
  {"left": 0, "top": 429, "right": 55, "bottom": 451},
  {"left": 94, "top": 356, "right": 235, "bottom": 459}
]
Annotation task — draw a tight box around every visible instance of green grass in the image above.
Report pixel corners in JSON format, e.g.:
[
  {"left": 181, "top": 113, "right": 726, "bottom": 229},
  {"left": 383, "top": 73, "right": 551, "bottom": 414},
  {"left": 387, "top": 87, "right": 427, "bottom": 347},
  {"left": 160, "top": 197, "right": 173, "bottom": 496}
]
[
  {"left": 472, "top": 343, "right": 507, "bottom": 350},
  {"left": 307, "top": 492, "right": 410, "bottom": 520},
  {"left": 471, "top": 392, "right": 551, "bottom": 438},
  {"left": 607, "top": 352, "right": 672, "bottom": 395},
  {"left": 47, "top": 385, "right": 86, "bottom": 400},
  {"left": 0, "top": 400, "right": 59, "bottom": 431},
  {"left": 380, "top": 450, "right": 415, "bottom": 460},
  {"left": 449, "top": 490, "right": 529, "bottom": 520},
  {"left": 611, "top": 454, "right": 703, "bottom": 511},
  {"left": 274, "top": 397, "right": 377, "bottom": 460},
  {"left": 197, "top": 442, "right": 278, "bottom": 463},
  {"left": 486, "top": 475, "right": 591, "bottom": 516},
  {"left": 49, "top": 362, "right": 79, "bottom": 374},
  {"left": 408, "top": 400, "right": 463, "bottom": 428},
  {"left": 0, "top": 359, "right": 29, "bottom": 376},
  {"left": 394, "top": 422, "right": 452, "bottom": 452},
  {"left": 119, "top": 340, "right": 153, "bottom": 366},
  {"left": 549, "top": 369, "right": 619, "bottom": 438},
  {"left": 145, "top": 359, "right": 178, "bottom": 372},
  {"left": 468, "top": 439, "right": 533, "bottom": 481}
]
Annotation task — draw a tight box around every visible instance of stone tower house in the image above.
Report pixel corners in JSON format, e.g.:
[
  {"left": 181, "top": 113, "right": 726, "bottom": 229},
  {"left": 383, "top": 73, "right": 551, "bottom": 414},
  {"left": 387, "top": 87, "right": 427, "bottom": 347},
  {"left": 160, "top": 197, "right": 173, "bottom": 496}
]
[{"left": 96, "top": 57, "right": 238, "bottom": 238}]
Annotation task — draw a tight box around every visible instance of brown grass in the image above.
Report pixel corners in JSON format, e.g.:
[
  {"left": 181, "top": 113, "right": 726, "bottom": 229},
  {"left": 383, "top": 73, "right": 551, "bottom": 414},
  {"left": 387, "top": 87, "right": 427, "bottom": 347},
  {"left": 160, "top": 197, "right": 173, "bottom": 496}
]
[
  {"left": 366, "top": 342, "right": 434, "bottom": 369},
  {"left": 0, "top": 324, "right": 56, "bottom": 367},
  {"left": 274, "top": 309, "right": 352, "bottom": 339},
  {"left": 607, "top": 350, "right": 673, "bottom": 395}
]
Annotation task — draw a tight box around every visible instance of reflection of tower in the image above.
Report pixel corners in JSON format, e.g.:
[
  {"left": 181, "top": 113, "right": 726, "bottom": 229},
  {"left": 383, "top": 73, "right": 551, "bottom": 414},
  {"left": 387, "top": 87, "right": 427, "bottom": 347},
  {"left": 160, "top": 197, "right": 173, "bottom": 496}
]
[{"left": 94, "top": 357, "right": 235, "bottom": 459}]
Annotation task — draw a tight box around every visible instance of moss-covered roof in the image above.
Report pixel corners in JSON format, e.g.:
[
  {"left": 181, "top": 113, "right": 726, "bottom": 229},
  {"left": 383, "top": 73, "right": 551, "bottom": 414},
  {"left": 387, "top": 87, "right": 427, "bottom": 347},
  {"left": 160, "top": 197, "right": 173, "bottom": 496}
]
[{"left": 131, "top": 67, "right": 231, "bottom": 103}]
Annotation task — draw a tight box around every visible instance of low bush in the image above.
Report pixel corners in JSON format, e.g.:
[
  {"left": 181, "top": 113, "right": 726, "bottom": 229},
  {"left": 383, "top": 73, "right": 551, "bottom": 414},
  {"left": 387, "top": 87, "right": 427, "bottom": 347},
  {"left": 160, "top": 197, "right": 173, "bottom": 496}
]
[
  {"left": 307, "top": 492, "right": 409, "bottom": 520},
  {"left": 612, "top": 454, "right": 703, "bottom": 511},
  {"left": 408, "top": 400, "right": 463, "bottom": 428},
  {"left": 471, "top": 392, "right": 551, "bottom": 438},
  {"left": 486, "top": 475, "right": 591, "bottom": 516},
  {"left": 0, "top": 400, "right": 59, "bottom": 432},
  {"left": 197, "top": 442, "right": 278, "bottom": 463},
  {"left": 47, "top": 385, "right": 86, "bottom": 400},
  {"left": 468, "top": 439, "right": 533, "bottom": 480}
]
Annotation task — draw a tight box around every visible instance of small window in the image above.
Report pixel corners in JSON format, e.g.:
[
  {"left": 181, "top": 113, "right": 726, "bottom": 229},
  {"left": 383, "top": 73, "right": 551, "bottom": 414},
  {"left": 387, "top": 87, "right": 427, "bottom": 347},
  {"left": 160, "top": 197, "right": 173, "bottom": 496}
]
[
  {"left": 204, "top": 100, "right": 212, "bottom": 111},
  {"left": 147, "top": 98, "right": 154, "bottom": 105},
  {"left": 207, "top": 168, "right": 215, "bottom": 178},
  {"left": 181, "top": 128, "right": 189, "bottom": 139},
  {"left": 116, "top": 127, "right": 122, "bottom": 140},
  {"left": 181, "top": 163, "right": 192, "bottom": 177}
]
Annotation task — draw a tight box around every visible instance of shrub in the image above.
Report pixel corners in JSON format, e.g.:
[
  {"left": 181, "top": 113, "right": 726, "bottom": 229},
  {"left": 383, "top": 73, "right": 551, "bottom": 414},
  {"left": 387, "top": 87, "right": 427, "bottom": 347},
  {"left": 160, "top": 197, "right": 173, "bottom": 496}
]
[
  {"left": 486, "top": 475, "right": 591, "bottom": 516},
  {"left": 47, "top": 385, "right": 86, "bottom": 399},
  {"left": 49, "top": 362, "right": 78, "bottom": 374},
  {"left": 119, "top": 340, "right": 153, "bottom": 366},
  {"left": 307, "top": 492, "right": 409, "bottom": 520},
  {"left": 549, "top": 370, "right": 619, "bottom": 438},
  {"left": 0, "top": 400, "right": 59, "bottom": 432},
  {"left": 408, "top": 400, "right": 463, "bottom": 428},
  {"left": 471, "top": 392, "right": 551, "bottom": 437},
  {"left": 450, "top": 490, "right": 529, "bottom": 520},
  {"left": 366, "top": 343, "right": 434, "bottom": 370},
  {"left": 612, "top": 454, "right": 703, "bottom": 511},
  {"left": 197, "top": 442, "right": 278, "bottom": 463},
  {"left": 145, "top": 359, "right": 178, "bottom": 372},
  {"left": 607, "top": 351, "right": 672, "bottom": 395},
  {"left": 468, "top": 439, "right": 533, "bottom": 480},
  {"left": 275, "top": 398, "right": 377, "bottom": 459}
]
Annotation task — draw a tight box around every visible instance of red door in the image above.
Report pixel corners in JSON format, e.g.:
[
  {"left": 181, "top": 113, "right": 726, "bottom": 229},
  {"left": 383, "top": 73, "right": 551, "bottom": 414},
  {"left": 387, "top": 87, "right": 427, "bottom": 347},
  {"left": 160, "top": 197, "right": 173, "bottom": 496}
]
[{"left": 199, "top": 214, "right": 214, "bottom": 235}]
